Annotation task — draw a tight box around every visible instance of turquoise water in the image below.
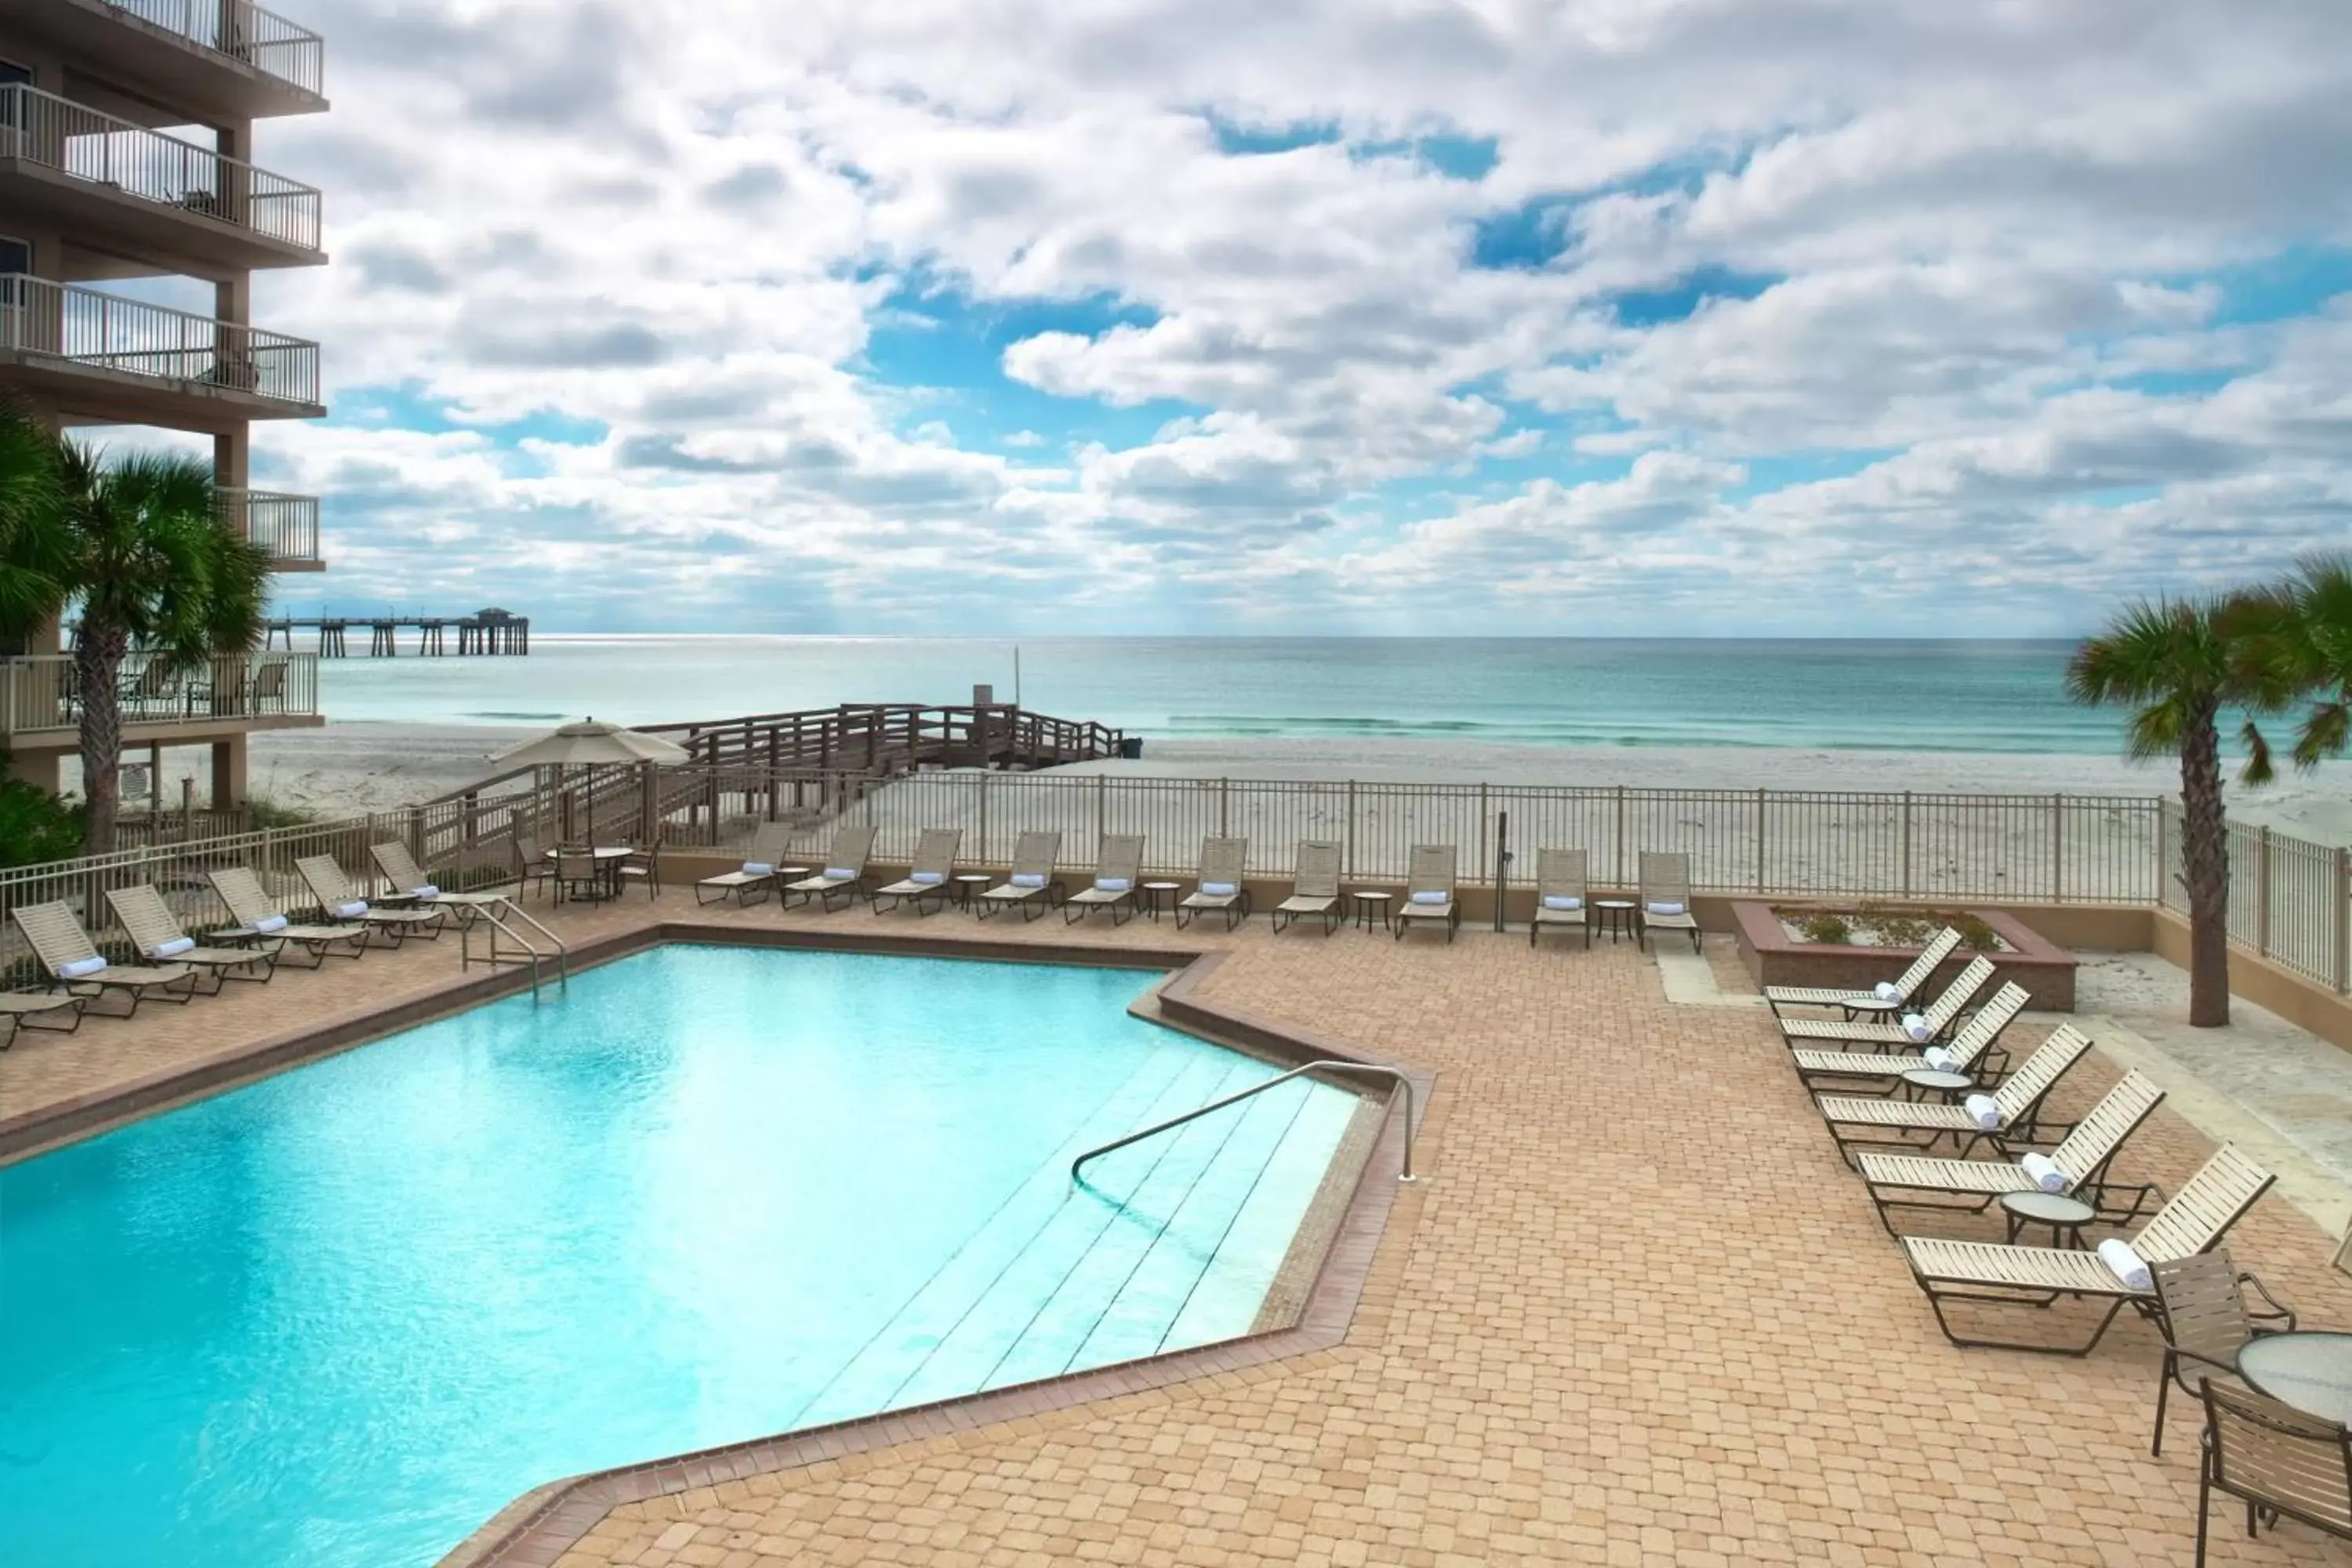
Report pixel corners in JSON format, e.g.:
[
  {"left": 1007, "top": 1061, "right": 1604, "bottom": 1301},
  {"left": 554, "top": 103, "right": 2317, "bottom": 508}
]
[
  {"left": 310, "top": 635, "right": 2132, "bottom": 753},
  {"left": 0, "top": 948, "right": 1357, "bottom": 1568}
]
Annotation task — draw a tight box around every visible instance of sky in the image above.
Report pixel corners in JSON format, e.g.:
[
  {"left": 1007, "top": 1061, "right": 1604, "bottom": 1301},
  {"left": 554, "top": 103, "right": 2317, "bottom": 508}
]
[{"left": 149, "top": 0, "right": 2352, "bottom": 633}]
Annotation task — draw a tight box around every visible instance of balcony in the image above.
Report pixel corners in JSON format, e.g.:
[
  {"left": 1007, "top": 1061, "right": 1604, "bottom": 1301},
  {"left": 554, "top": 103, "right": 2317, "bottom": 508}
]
[
  {"left": 11, "top": 0, "right": 326, "bottom": 121},
  {"left": 0, "top": 650, "right": 320, "bottom": 741},
  {"left": 220, "top": 486, "right": 321, "bottom": 570},
  {"left": 0, "top": 86, "right": 324, "bottom": 274},
  {"left": 0, "top": 274, "right": 323, "bottom": 423}
]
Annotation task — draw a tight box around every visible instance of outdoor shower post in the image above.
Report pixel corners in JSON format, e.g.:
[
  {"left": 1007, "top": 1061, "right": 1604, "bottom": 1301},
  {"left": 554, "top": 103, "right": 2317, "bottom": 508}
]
[{"left": 1493, "top": 808, "right": 1509, "bottom": 932}]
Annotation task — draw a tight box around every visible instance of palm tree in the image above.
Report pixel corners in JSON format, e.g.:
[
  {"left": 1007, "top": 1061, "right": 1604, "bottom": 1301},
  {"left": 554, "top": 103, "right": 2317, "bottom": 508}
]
[
  {"left": 2235, "top": 554, "right": 2352, "bottom": 782},
  {"left": 54, "top": 441, "right": 268, "bottom": 853},
  {"left": 0, "top": 399, "right": 71, "bottom": 644},
  {"left": 2067, "top": 597, "right": 2267, "bottom": 1026}
]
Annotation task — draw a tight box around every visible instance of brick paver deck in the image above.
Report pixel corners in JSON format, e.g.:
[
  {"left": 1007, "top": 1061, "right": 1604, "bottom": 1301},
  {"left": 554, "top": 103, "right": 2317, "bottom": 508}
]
[{"left": 5, "top": 894, "right": 2349, "bottom": 1565}]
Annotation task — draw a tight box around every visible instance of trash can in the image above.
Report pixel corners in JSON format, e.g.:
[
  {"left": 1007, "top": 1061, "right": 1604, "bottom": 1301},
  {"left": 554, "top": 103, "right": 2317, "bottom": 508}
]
[{"left": 1119, "top": 736, "right": 1145, "bottom": 760}]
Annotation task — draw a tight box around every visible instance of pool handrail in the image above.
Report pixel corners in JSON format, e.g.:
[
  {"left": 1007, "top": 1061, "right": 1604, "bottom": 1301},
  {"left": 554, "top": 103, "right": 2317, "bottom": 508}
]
[
  {"left": 1070, "top": 1059, "right": 1417, "bottom": 1185},
  {"left": 459, "top": 897, "right": 570, "bottom": 999}
]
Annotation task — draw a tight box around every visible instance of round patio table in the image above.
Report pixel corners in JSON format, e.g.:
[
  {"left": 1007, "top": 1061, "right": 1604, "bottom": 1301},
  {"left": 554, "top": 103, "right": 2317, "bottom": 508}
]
[
  {"left": 952, "top": 873, "right": 993, "bottom": 911},
  {"left": 1349, "top": 890, "right": 1394, "bottom": 933},
  {"left": 1592, "top": 898, "right": 1636, "bottom": 943},
  {"left": 1140, "top": 880, "right": 1181, "bottom": 921},
  {"left": 2238, "top": 1331, "right": 2352, "bottom": 1425},
  {"left": 1842, "top": 994, "right": 1904, "bottom": 1022},
  {"left": 1999, "top": 1189, "right": 2096, "bottom": 1249},
  {"left": 545, "top": 844, "right": 633, "bottom": 900},
  {"left": 1900, "top": 1067, "right": 1975, "bottom": 1102}
]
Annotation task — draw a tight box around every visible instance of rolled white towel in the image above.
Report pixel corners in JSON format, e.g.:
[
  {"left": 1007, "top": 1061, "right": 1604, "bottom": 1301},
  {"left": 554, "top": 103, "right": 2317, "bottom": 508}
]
[
  {"left": 1542, "top": 894, "right": 1583, "bottom": 911},
  {"left": 2020, "top": 1152, "right": 2071, "bottom": 1193},
  {"left": 1200, "top": 880, "right": 1238, "bottom": 897},
  {"left": 252, "top": 913, "right": 289, "bottom": 934},
  {"left": 408, "top": 884, "right": 440, "bottom": 898},
  {"left": 1410, "top": 889, "right": 1449, "bottom": 905},
  {"left": 909, "top": 869, "right": 946, "bottom": 886},
  {"left": 740, "top": 861, "right": 775, "bottom": 877},
  {"left": 1873, "top": 982, "right": 1901, "bottom": 1002},
  {"left": 1902, "top": 1013, "right": 1931, "bottom": 1043},
  {"left": 56, "top": 955, "right": 108, "bottom": 979},
  {"left": 1009, "top": 872, "right": 1047, "bottom": 889},
  {"left": 1094, "top": 877, "right": 1131, "bottom": 893},
  {"left": 153, "top": 935, "right": 196, "bottom": 958},
  {"left": 1922, "top": 1045, "right": 1958, "bottom": 1072},
  {"left": 1644, "top": 900, "right": 1686, "bottom": 916},
  {"left": 2097, "top": 1238, "right": 2153, "bottom": 1290},
  {"left": 332, "top": 900, "right": 368, "bottom": 919},
  {"left": 822, "top": 866, "right": 858, "bottom": 880},
  {"left": 1962, "top": 1092, "right": 2001, "bottom": 1131}
]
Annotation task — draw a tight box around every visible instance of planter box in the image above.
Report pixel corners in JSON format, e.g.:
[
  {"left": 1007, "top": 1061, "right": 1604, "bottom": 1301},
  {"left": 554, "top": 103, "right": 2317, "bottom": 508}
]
[{"left": 1732, "top": 901, "right": 2078, "bottom": 1012}]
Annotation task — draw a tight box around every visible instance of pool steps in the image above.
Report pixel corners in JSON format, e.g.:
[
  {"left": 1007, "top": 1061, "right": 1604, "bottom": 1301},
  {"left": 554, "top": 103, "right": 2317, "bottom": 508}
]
[{"left": 794, "top": 1040, "right": 1357, "bottom": 1428}]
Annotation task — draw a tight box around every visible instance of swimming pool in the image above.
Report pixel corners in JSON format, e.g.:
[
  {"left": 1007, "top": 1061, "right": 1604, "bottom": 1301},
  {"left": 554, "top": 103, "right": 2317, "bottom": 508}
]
[{"left": 0, "top": 946, "right": 1362, "bottom": 1568}]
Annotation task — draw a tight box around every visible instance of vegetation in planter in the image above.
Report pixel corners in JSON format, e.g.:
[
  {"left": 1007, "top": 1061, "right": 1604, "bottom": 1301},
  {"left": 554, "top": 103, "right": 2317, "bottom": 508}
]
[{"left": 1798, "top": 912, "right": 1853, "bottom": 945}]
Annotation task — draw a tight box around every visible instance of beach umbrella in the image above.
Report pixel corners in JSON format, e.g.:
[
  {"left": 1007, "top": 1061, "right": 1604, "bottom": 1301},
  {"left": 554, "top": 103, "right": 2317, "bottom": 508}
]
[{"left": 488, "top": 718, "right": 688, "bottom": 846}]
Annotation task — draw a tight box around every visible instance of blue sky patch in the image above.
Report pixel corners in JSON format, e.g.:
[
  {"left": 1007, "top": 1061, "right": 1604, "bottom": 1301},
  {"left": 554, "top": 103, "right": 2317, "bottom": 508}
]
[{"left": 1606, "top": 267, "right": 1780, "bottom": 326}]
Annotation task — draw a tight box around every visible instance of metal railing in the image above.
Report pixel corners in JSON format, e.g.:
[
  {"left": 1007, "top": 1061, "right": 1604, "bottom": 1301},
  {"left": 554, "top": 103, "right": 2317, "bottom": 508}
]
[
  {"left": 0, "top": 85, "right": 323, "bottom": 250},
  {"left": 2162, "top": 803, "right": 2352, "bottom": 993},
  {"left": 98, "top": 0, "right": 327, "bottom": 99},
  {"left": 0, "top": 651, "right": 319, "bottom": 736},
  {"left": 219, "top": 487, "right": 320, "bottom": 565},
  {"left": 0, "top": 274, "right": 321, "bottom": 408},
  {"left": 1072, "top": 1061, "right": 1418, "bottom": 1184},
  {"left": 460, "top": 898, "right": 568, "bottom": 1001}
]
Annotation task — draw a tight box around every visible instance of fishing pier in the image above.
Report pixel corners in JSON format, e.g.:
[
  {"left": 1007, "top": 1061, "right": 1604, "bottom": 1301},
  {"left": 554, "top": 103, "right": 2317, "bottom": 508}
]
[{"left": 263, "top": 610, "right": 530, "bottom": 656}]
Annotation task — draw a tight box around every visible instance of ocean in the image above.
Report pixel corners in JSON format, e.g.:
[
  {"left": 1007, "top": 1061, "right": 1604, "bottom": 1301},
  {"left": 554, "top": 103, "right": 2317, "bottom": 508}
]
[{"left": 311, "top": 637, "right": 2137, "bottom": 755}]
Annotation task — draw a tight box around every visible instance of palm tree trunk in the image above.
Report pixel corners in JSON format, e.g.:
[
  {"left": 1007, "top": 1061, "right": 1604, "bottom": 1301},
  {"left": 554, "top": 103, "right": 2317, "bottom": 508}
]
[
  {"left": 2177, "top": 699, "right": 2230, "bottom": 1027},
  {"left": 74, "top": 620, "right": 129, "bottom": 855}
]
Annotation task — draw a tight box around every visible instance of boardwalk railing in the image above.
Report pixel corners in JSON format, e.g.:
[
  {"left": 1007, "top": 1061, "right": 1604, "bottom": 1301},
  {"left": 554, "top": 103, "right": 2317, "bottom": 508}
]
[
  {"left": 632, "top": 704, "right": 1130, "bottom": 775},
  {"left": 3, "top": 775, "right": 2343, "bottom": 997}
]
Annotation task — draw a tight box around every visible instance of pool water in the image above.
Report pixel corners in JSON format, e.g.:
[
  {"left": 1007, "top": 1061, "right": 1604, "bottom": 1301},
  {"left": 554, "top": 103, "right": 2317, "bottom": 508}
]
[{"left": 0, "top": 947, "right": 1359, "bottom": 1568}]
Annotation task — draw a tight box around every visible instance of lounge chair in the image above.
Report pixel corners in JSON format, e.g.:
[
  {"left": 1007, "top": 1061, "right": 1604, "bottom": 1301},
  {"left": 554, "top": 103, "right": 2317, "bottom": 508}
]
[
  {"left": 1176, "top": 837, "right": 1250, "bottom": 931},
  {"left": 977, "top": 831, "right": 1065, "bottom": 920},
  {"left": 107, "top": 884, "right": 277, "bottom": 992},
  {"left": 0, "top": 989, "right": 85, "bottom": 1048},
  {"left": 13, "top": 900, "right": 195, "bottom": 1015},
  {"left": 1856, "top": 1070, "right": 2166, "bottom": 1235},
  {"left": 1064, "top": 834, "right": 1146, "bottom": 925},
  {"left": 295, "top": 855, "right": 450, "bottom": 944},
  {"left": 1814, "top": 1022, "right": 2093, "bottom": 1166},
  {"left": 874, "top": 829, "right": 963, "bottom": 916},
  {"left": 1395, "top": 844, "right": 1459, "bottom": 942},
  {"left": 695, "top": 822, "right": 797, "bottom": 907},
  {"left": 1272, "top": 840, "right": 1343, "bottom": 936},
  {"left": 1778, "top": 955, "right": 1995, "bottom": 1048},
  {"left": 782, "top": 824, "right": 879, "bottom": 911},
  {"left": 209, "top": 866, "right": 368, "bottom": 964},
  {"left": 1634, "top": 851, "right": 1700, "bottom": 953},
  {"left": 1529, "top": 847, "right": 1591, "bottom": 949},
  {"left": 1900, "top": 1144, "right": 2275, "bottom": 1353},
  {"left": 369, "top": 840, "right": 510, "bottom": 925},
  {"left": 1788, "top": 982, "right": 2028, "bottom": 1090},
  {"left": 1765, "top": 927, "right": 1964, "bottom": 1018}
]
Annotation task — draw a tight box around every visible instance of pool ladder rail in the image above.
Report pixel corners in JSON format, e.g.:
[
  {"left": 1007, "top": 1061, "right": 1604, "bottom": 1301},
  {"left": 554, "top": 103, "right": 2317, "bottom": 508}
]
[
  {"left": 459, "top": 898, "right": 571, "bottom": 999},
  {"left": 1070, "top": 1061, "right": 1420, "bottom": 1186}
]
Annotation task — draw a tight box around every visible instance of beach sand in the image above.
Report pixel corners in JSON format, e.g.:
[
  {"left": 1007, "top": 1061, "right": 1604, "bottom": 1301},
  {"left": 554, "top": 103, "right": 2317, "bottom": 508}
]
[{"left": 237, "top": 725, "right": 2352, "bottom": 845}]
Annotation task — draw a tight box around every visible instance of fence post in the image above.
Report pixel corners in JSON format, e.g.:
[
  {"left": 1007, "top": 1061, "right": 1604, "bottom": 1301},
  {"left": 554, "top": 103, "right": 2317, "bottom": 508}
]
[
  {"left": 1493, "top": 808, "right": 1508, "bottom": 932},
  {"left": 978, "top": 771, "right": 989, "bottom": 865},
  {"left": 1095, "top": 773, "right": 1105, "bottom": 849},
  {"left": 1345, "top": 779, "right": 1356, "bottom": 881},
  {"left": 2157, "top": 801, "right": 2171, "bottom": 907},
  {"left": 2336, "top": 848, "right": 2350, "bottom": 994},
  {"left": 1614, "top": 785, "right": 1627, "bottom": 891},
  {"left": 1753, "top": 787, "right": 1766, "bottom": 893},
  {"left": 2051, "top": 793, "right": 2064, "bottom": 904},
  {"left": 2256, "top": 826, "right": 2272, "bottom": 958},
  {"left": 1219, "top": 777, "right": 1230, "bottom": 837},
  {"left": 1900, "top": 792, "right": 1912, "bottom": 898}
]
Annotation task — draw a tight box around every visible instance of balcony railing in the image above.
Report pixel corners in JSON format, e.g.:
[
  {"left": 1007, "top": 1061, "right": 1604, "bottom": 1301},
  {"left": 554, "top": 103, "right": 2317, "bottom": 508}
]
[
  {"left": 0, "top": 651, "right": 319, "bottom": 736},
  {"left": 0, "top": 274, "right": 321, "bottom": 408},
  {"left": 0, "top": 85, "right": 322, "bottom": 252},
  {"left": 218, "top": 487, "right": 319, "bottom": 565},
  {"left": 98, "top": 0, "right": 325, "bottom": 99}
]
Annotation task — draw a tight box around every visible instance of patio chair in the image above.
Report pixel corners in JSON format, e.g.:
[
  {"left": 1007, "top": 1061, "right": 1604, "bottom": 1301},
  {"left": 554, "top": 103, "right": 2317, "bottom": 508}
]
[
  {"left": 551, "top": 846, "right": 605, "bottom": 905},
  {"left": 209, "top": 866, "right": 368, "bottom": 964},
  {"left": 369, "top": 840, "right": 510, "bottom": 924},
  {"left": 0, "top": 988, "right": 86, "bottom": 1048},
  {"left": 1176, "top": 837, "right": 1250, "bottom": 931},
  {"left": 106, "top": 884, "right": 276, "bottom": 992},
  {"left": 783, "top": 824, "right": 879, "bottom": 911},
  {"left": 1855, "top": 1070, "right": 2166, "bottom": 1236},
  {"left": 615, "top": 836, "right": 662, "bottom": 900},
  {"left": 1788, "top": 982, "right": 2028, "bottom": 1090},
  {"left": 977, "top": 831, "right": 1065, "bottom": 920},
  {"left": 1815, "top": 1022, "right": 2093, "bottom": 1166},
  {"left": 295, "top": 855, "right": 449, "bottom": 944},
  {"left": 1765, "top": 927, "right": 1963, "bottom": 1018},
  {"left": 1900, "top": 1144, "right": 2274, "bottom": 1354},
  {"left": 2151, "top": 1249, "right": 2299, "bottom": 1456},
  {"left": 875, "top": 829, "right": 964, "bottom": 916},
  {"left": 1634, "top": 851, "right": 1700, "bottom": 953},
  {"left": 12, "top": 900, "right": 196, "bottom": 1015},
  {"left": 1779, "top": 955, "right": 1997, "bottom": 1048},
  {"left": 511, "top": 831, "right": 558, "bottom": 903},
  {"left": 695, "top": 822, "right": 796, "bottom": 906},
  {"left": 1395, "top": 844, "right": 1460, "bottom": 942},
  {"left": 2193, "top": 1381, "right": 2352, "bottom": 1564},
  {"left": 1064, "top": 834, "right": 1146, "bottom": 925},
  {"left": 1272, "top": 840, "right": 1343, "bottom": 936},
  {"left": 1529, "top": 847, "right": 1591, "bottom": 949}
]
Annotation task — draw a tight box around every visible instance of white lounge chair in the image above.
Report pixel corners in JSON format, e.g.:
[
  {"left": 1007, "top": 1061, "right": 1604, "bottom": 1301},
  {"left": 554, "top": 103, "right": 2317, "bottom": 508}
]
[
  {"left": 1635, "top": 851, "right": 1699, "bottom": 953},
  {"left": 1176, "top": 837, "right": 1250, "bottom": 931},
  {"left": 370, "top": 840, "right": 510, "bottom": 926},
  {"left": 1765, "top": 927, "right": 1964, "bottom": 1018},
  {"left": 1272, "top": 840, "right": 1342, "bottom": 936},
  {"left": 1065, "top": 834, "right": 1146, "bottom": 925},
  {"left": 1395, "top": 844, "right": 1459, "bottom": 942},
  {"left": 695, "top": 822, "right": 797, "bottom": 906},
  {"left": 874, "top": 829, "right": 962, "bottom": 916},
  {"left": 107, "top": 884, "right": 276, "bottom": 993},
  {"left": 1529, "top": 847, "right": 1590, "bottom": 949},
  {"left": 296, "top": 855, "right": 450, "bottom": 944},
  {"left": 1857, "top": 1071, "right": 2167, "bottom": 1235},
  {"left": 782, "top": 824, "right": 879, "bottom": 911},
  {"left": 977, "top": 831, "right": 1065, "bottom": 920},
  {"left": 1814, "top": 1023, "right": 2093, "bottom": 1166},
  {"left": 1788, "top": 982, "right": 2029, "bottom": 1089},
  {"left": 13, "top": 900, "right": 195, "bottom": 1015},
  {"left": 209, "top": 866, "right": 368, "bottom": 964},
  {"left": 1779, "top": 955, "right": 1996, "bottom": 1048}
]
